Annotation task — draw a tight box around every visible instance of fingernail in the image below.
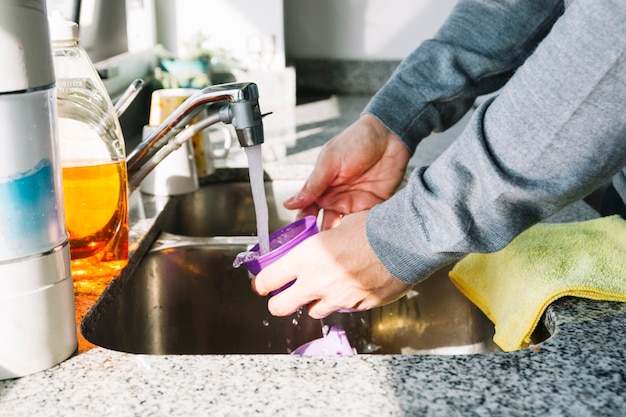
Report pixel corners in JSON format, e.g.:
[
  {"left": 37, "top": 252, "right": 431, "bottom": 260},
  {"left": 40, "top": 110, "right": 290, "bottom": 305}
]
[{"left": 285, "top": 192, "right": 304, "bottom": 206}]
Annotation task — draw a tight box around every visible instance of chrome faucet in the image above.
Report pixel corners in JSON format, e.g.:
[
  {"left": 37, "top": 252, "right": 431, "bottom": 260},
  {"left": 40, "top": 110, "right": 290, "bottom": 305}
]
[{"left": 126, "top": 82, "right": 264, "bottom": 190}]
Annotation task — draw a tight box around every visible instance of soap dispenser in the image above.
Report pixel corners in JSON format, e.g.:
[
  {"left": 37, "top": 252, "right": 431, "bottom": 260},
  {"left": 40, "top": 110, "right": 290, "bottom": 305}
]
[
  {"left": 49, "top": 14, "right": 130, "bottom": 284},
  {"left": 0, "top": 0, "right": 77, "bottom": 380}
]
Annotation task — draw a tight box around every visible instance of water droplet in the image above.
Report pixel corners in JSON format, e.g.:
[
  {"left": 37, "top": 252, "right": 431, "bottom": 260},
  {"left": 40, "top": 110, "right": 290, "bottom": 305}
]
[
  {"left": 262, "top": 319, "right": 270, "bottom": 327},
  {"left": 363, "top": 343, "right": 382, "bottom": 353},
  {"left": 291, "top": 318, "right": 299, "bottom": 326},
  {"left": 406, "top": 289, "right": 419, "bottom": 299}
]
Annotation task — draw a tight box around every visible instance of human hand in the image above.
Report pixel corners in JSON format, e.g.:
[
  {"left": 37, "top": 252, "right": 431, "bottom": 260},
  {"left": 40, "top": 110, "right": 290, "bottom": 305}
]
[
  {"left": 284, "top": 114, "right": 410, "bottom": 230},
  {"left": 251, "top": 211, "right": 412, "bottom": 319}
]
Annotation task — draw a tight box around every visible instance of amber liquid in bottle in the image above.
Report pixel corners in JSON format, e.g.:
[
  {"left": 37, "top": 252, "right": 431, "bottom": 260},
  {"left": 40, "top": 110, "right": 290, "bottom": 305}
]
[{"left": 62, "top": 160, "right": 129, "bottom": 286}]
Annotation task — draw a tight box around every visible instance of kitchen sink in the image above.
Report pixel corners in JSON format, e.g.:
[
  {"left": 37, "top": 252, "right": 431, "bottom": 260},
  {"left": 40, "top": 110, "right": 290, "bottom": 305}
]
[
  {"left": 83, "top": 180, "right": 506, "bottom": 355},
  {"left": 83, "top": 237, "right": 500, "bottom": 355}
]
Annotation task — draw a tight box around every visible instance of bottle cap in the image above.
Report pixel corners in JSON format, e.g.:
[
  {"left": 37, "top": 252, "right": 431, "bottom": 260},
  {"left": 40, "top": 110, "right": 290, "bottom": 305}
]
[{"left": 48, "top": 11, "right": 79, "bottom": 42}]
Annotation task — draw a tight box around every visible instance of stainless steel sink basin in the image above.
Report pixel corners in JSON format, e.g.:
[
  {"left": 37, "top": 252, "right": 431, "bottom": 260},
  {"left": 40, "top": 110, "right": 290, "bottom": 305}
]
[
  {"left": 160, "top": 181, "right": 303, "bottom": 236},
  {"left": 83, "top": 180, "right": 512, "bottom": 355},
  {"left": 83, "top": 237, "right": 501, "bottom": 355}
]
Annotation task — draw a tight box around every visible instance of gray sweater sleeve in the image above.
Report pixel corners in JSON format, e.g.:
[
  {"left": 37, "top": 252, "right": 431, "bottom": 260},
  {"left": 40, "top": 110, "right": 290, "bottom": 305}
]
[
  {"left": 365, "top": 0, "right": 626, "bottom": 284},
  {"left": 363, "top": 0, "right": 564, "bottom": 154}
]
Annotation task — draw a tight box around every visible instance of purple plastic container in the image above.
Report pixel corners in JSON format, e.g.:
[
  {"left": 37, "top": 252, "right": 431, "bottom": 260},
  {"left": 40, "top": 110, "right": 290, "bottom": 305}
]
[
  {"left": 291, "top": 326, "right": 356, "bottom": 356},
  {"left": 234, "top": 217, "right": 357, "bottom": 356},
  {"left": 234, "top": 216, "right": 319, "bottom": 295}
]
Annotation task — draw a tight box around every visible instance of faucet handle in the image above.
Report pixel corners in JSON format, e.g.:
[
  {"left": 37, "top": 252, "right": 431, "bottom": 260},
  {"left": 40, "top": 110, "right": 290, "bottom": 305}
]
[{"left": 219, "top": 101, "right": 265, "bottom": 147}]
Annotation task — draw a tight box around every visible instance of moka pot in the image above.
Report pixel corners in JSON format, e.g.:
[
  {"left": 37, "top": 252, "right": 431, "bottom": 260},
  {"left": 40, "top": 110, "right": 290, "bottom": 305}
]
[{"left": 0, "top": 0, "right": 77, "bottom": 380}]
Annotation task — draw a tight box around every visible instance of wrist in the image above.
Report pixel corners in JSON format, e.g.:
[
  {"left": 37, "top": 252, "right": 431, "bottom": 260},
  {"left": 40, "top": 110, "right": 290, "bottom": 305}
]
[
  {"left": 361, "top": 113, "right": 410, "bottom": 158},
  {"left": 361, "top": 114, "right": 396, "bottom": 142}
]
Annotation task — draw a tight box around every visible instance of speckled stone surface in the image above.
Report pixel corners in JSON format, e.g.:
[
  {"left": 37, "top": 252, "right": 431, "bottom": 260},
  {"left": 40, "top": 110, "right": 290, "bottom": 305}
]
[
  {"left": 1, "top": 292, "right": 625, "bottom": 416},
  {"left": 1, "top": 96, "right": 625, "bottom": 416}
]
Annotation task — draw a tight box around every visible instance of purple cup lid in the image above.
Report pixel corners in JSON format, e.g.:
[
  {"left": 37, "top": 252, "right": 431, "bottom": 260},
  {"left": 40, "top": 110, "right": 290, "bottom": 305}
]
[
  {"left": 291, "top": 326, "right": 356, "bottom": 356},
  {"left": 233, "top": 216, "right": 319, "bottom": 296}
]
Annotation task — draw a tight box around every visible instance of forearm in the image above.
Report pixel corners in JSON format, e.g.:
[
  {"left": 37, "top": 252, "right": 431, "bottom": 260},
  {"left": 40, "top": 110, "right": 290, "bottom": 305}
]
[
  {"left": 364, "top": 0, "right": 564, "bottom": 154},
  {"left": 367, "top": 0, "right": 626, "bottom": 284}
]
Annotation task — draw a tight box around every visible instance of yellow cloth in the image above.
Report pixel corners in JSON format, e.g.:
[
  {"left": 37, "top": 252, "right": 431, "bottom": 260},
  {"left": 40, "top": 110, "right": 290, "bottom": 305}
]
[{"left": 449, "top": 215, "right": 626, "bottom": 352}]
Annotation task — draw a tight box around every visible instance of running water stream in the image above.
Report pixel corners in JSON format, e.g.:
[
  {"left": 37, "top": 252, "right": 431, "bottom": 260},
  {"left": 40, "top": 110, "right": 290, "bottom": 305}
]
[{"left": 244, "top": 145, "right": 270, "bottom": 255}]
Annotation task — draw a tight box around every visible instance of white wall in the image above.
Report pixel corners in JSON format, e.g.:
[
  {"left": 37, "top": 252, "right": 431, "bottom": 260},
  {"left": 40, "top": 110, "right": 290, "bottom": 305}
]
[
  {"left": 155, "top": 0, "right": 285, "bottom": 70},
  {"left": 154, "top": 0, "right": 458, "bottom": 67},
  {"left": 283, "top": 0, "right": 458, "bottom": 60}
]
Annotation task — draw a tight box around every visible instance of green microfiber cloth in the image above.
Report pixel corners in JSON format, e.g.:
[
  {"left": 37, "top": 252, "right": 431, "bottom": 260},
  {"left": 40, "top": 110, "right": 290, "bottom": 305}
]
[{"left": 449, "top": 215, "right": 626, "bottom": 352}]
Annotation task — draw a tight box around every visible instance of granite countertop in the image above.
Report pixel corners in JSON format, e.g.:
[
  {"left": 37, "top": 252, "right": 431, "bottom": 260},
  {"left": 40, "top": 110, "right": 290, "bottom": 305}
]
[{"left": 2, "top": 96, "right": 625, "bottom": 416}]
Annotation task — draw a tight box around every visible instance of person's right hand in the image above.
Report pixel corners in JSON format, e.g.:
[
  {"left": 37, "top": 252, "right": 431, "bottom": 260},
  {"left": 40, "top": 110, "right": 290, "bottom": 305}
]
[{"left": 284, "top": 114, "right": 411, "bottom": 229}]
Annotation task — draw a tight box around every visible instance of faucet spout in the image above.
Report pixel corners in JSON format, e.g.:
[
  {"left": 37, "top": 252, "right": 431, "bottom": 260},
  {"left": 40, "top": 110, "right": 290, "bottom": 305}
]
[{"left": 126, "top": 82, "right": 264, "bottom": 190}]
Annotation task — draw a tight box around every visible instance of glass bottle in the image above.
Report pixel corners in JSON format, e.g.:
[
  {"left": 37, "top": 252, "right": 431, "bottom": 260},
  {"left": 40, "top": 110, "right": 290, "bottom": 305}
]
[{"left": 49, "top": 14, "right": 129, "bottom": 285}]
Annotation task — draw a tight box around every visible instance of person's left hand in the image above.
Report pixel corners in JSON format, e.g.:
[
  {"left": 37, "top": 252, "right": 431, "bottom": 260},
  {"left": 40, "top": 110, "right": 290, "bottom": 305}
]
[{"left": 251, "top": 211, "right": 412, "bottom": 318}]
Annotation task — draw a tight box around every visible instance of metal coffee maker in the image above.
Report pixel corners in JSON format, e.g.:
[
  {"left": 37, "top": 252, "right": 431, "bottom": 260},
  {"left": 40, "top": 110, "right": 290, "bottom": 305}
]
[{"left": 0, "top": 0, "right": 77, "bottom": 379}]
